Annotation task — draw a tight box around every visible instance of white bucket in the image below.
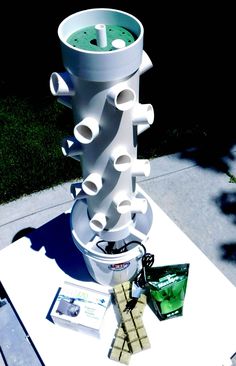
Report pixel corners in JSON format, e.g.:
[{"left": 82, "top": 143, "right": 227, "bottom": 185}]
[
  {"left": 70, "top": 191, "right": 153, "bottom": 287},
  {"left": 71, "top": 229, "right": 144, "bottom": 286}
]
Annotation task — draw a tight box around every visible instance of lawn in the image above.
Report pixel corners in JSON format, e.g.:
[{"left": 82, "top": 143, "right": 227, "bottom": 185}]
[{"left": 0, "top": 96, "right": 81, "bottom": 204}]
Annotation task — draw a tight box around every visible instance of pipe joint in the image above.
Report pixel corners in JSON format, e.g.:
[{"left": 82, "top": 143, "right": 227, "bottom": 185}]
[
  {"left": 132, "top": 103, "right": 154, "bottom": 126},
  {"left": 82, "top": 173, "right": 103, "bottom": 196},
  {"left": 61, "top": 136, "right": 83, "bottom": 159},
  {"left": 70, "top": 182, "right": 87, "bottom": 200},
  {"left": 139, "top": 51, "right": 153, "bottom": 75},
  {"left": 50, "top": 72, "right": 75, "bottom": 96},
  {"left": 74, "top": 117, "right": 99, "bottom": 144},
  {"left": 113, "top": 193, "right": 132, "bottom": 214},
  {"left": 107, "top": 83, "right": 136, "bottom": 111},
  {"left": 111, "top": 147, "right": 132, "bottom": 172},
  {"left": 132, "top": 159, "right": 151, "bottom": 177},
  {"left": 131, "top": 197, "right": 148, "bottom": 214},
  {"left": 89, "top": 213, "right": 107, "bottom": 232}
]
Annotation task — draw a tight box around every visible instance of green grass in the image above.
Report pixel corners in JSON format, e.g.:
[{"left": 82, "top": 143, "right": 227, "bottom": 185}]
[{"left": 0, "top": 96, "right": 81, "bottom": 204}]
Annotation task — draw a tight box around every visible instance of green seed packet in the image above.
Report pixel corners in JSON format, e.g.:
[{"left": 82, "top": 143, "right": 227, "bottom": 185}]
[{"left": 145, "top": 263, "right": 190, "bottom": 320}]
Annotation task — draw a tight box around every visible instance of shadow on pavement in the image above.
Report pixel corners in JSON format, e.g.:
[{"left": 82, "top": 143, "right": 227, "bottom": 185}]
[
  {"left": 178, "top": 129, "right": 236, "bottom": 173},
  {"left": 26, "top": 213, "right": 92, "bottom": 282},
  {"left": 215, "top": 191, "right": 236, "bottom": 263},
  {"left": 220, "top": 243, "right": 236, "bottom": 263},
  {"left": 216, "top": 192, "right": 236, "bottom": 224}
]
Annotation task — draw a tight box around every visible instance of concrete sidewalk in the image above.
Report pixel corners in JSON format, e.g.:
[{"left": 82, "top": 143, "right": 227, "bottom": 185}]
[{"left": 0, "top": 148, "right": 236, "bottom": 287}]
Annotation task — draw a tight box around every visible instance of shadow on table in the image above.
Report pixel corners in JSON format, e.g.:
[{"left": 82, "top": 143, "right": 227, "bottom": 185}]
[{"left": 27, "top": 213, "right": 92, "bottom": 282}]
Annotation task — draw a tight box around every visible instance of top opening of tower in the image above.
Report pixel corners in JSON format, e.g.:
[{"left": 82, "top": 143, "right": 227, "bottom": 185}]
[{"left": 67, "top": 24, "right": 137, "bottom": 52}]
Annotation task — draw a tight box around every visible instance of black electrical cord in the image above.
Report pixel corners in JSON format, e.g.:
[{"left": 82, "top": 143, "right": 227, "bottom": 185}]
[
  {"left": 134, "top": 252, "right": 155, "bottom": 288},
  {"left": 116, "top": 240, "right": 147, "bottom": 254},
  {"left": 96, "top": 240, "right": 108, "bottom": 254},
  {"left": 96, "top": 239, "right": 147, "bottom": 255}
]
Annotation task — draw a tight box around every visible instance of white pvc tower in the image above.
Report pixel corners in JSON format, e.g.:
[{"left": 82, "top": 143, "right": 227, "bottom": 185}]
[{"left": 50, "top": 8, "right": 154, "bottom": 285}]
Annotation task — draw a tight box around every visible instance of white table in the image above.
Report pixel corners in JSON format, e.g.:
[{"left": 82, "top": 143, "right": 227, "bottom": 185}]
[{"left": 0, "top": 189, "right": 236, "bottom": 366}]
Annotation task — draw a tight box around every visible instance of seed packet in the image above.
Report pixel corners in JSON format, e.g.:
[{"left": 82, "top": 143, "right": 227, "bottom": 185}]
[{"left": 145, "top": 263, "right": 190, "bottom": 320}]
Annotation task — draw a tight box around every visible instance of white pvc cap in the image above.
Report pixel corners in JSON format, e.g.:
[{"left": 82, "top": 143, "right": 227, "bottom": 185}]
[
  {"left": 89, "top": 213, "right": 107, "bottom": 232},
  {"left": 82, "top": 173, "right": 103, "bottom": 196},
  {"left": 112, "top": 39, "right": 126, "bottom": 49},
  {"left": 111, "top": 147, "right": 132, "bottom": 172},
  {"left": 74, "top": 117, "right": 99, "bottom": 144}
]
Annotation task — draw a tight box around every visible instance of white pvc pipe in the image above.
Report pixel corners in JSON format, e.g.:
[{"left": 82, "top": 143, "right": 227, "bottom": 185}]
[
  {"left": 113, "top": 193, "right": 132, "bottom": 214},
  {"left": 131, "top": 197, "right": 148, "bottom": 214},
  {"left": 132, "top": 159, "right": 150, "bottom": 177},
  {"left": 74, "top": 117, "right": 99, "bottom": 144},
  {"left": 89, "top": 213, "right": 107, "bottom": 232},
  {"left": 132, "top": 103, "right": 154, "bottom": 126},
  {"left": 50, "top": 72, "right": 75, "bottom": 96},
  {"left": 95, "top": 24, "right": 107, "bottom": 48},
  {"left": 139, "top": 51, "right": 153, "bottom": 75},
  {"left": 70, "top": 182, "right": 87, "bottom": 200},
  {"left": 61, "top": 136, "right": 83, "bottom": 158},
  {"left": 82, "top": 173, "right": 103, "bottom": 196},
  {"left": 107, "top": 83, "right": 136, "bottom": 111},
  {"left": 111, "top": 147, "right": 132, "bottom": 172},
  {"left": 137, "top": 124, "right": 150, "bottom": 135},
  {"left": 57, "top": 96, "right": 72, "bottom": 109}
]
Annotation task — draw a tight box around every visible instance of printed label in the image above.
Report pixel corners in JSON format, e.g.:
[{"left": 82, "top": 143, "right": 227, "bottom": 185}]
[{"left": 108, "top": 262, "right": 130, "bottom": 271}]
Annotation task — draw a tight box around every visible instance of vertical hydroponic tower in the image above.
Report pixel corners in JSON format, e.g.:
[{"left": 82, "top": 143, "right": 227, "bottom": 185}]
[{"left": 50, "top": 8, "right": 154, "bottom": 286}]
